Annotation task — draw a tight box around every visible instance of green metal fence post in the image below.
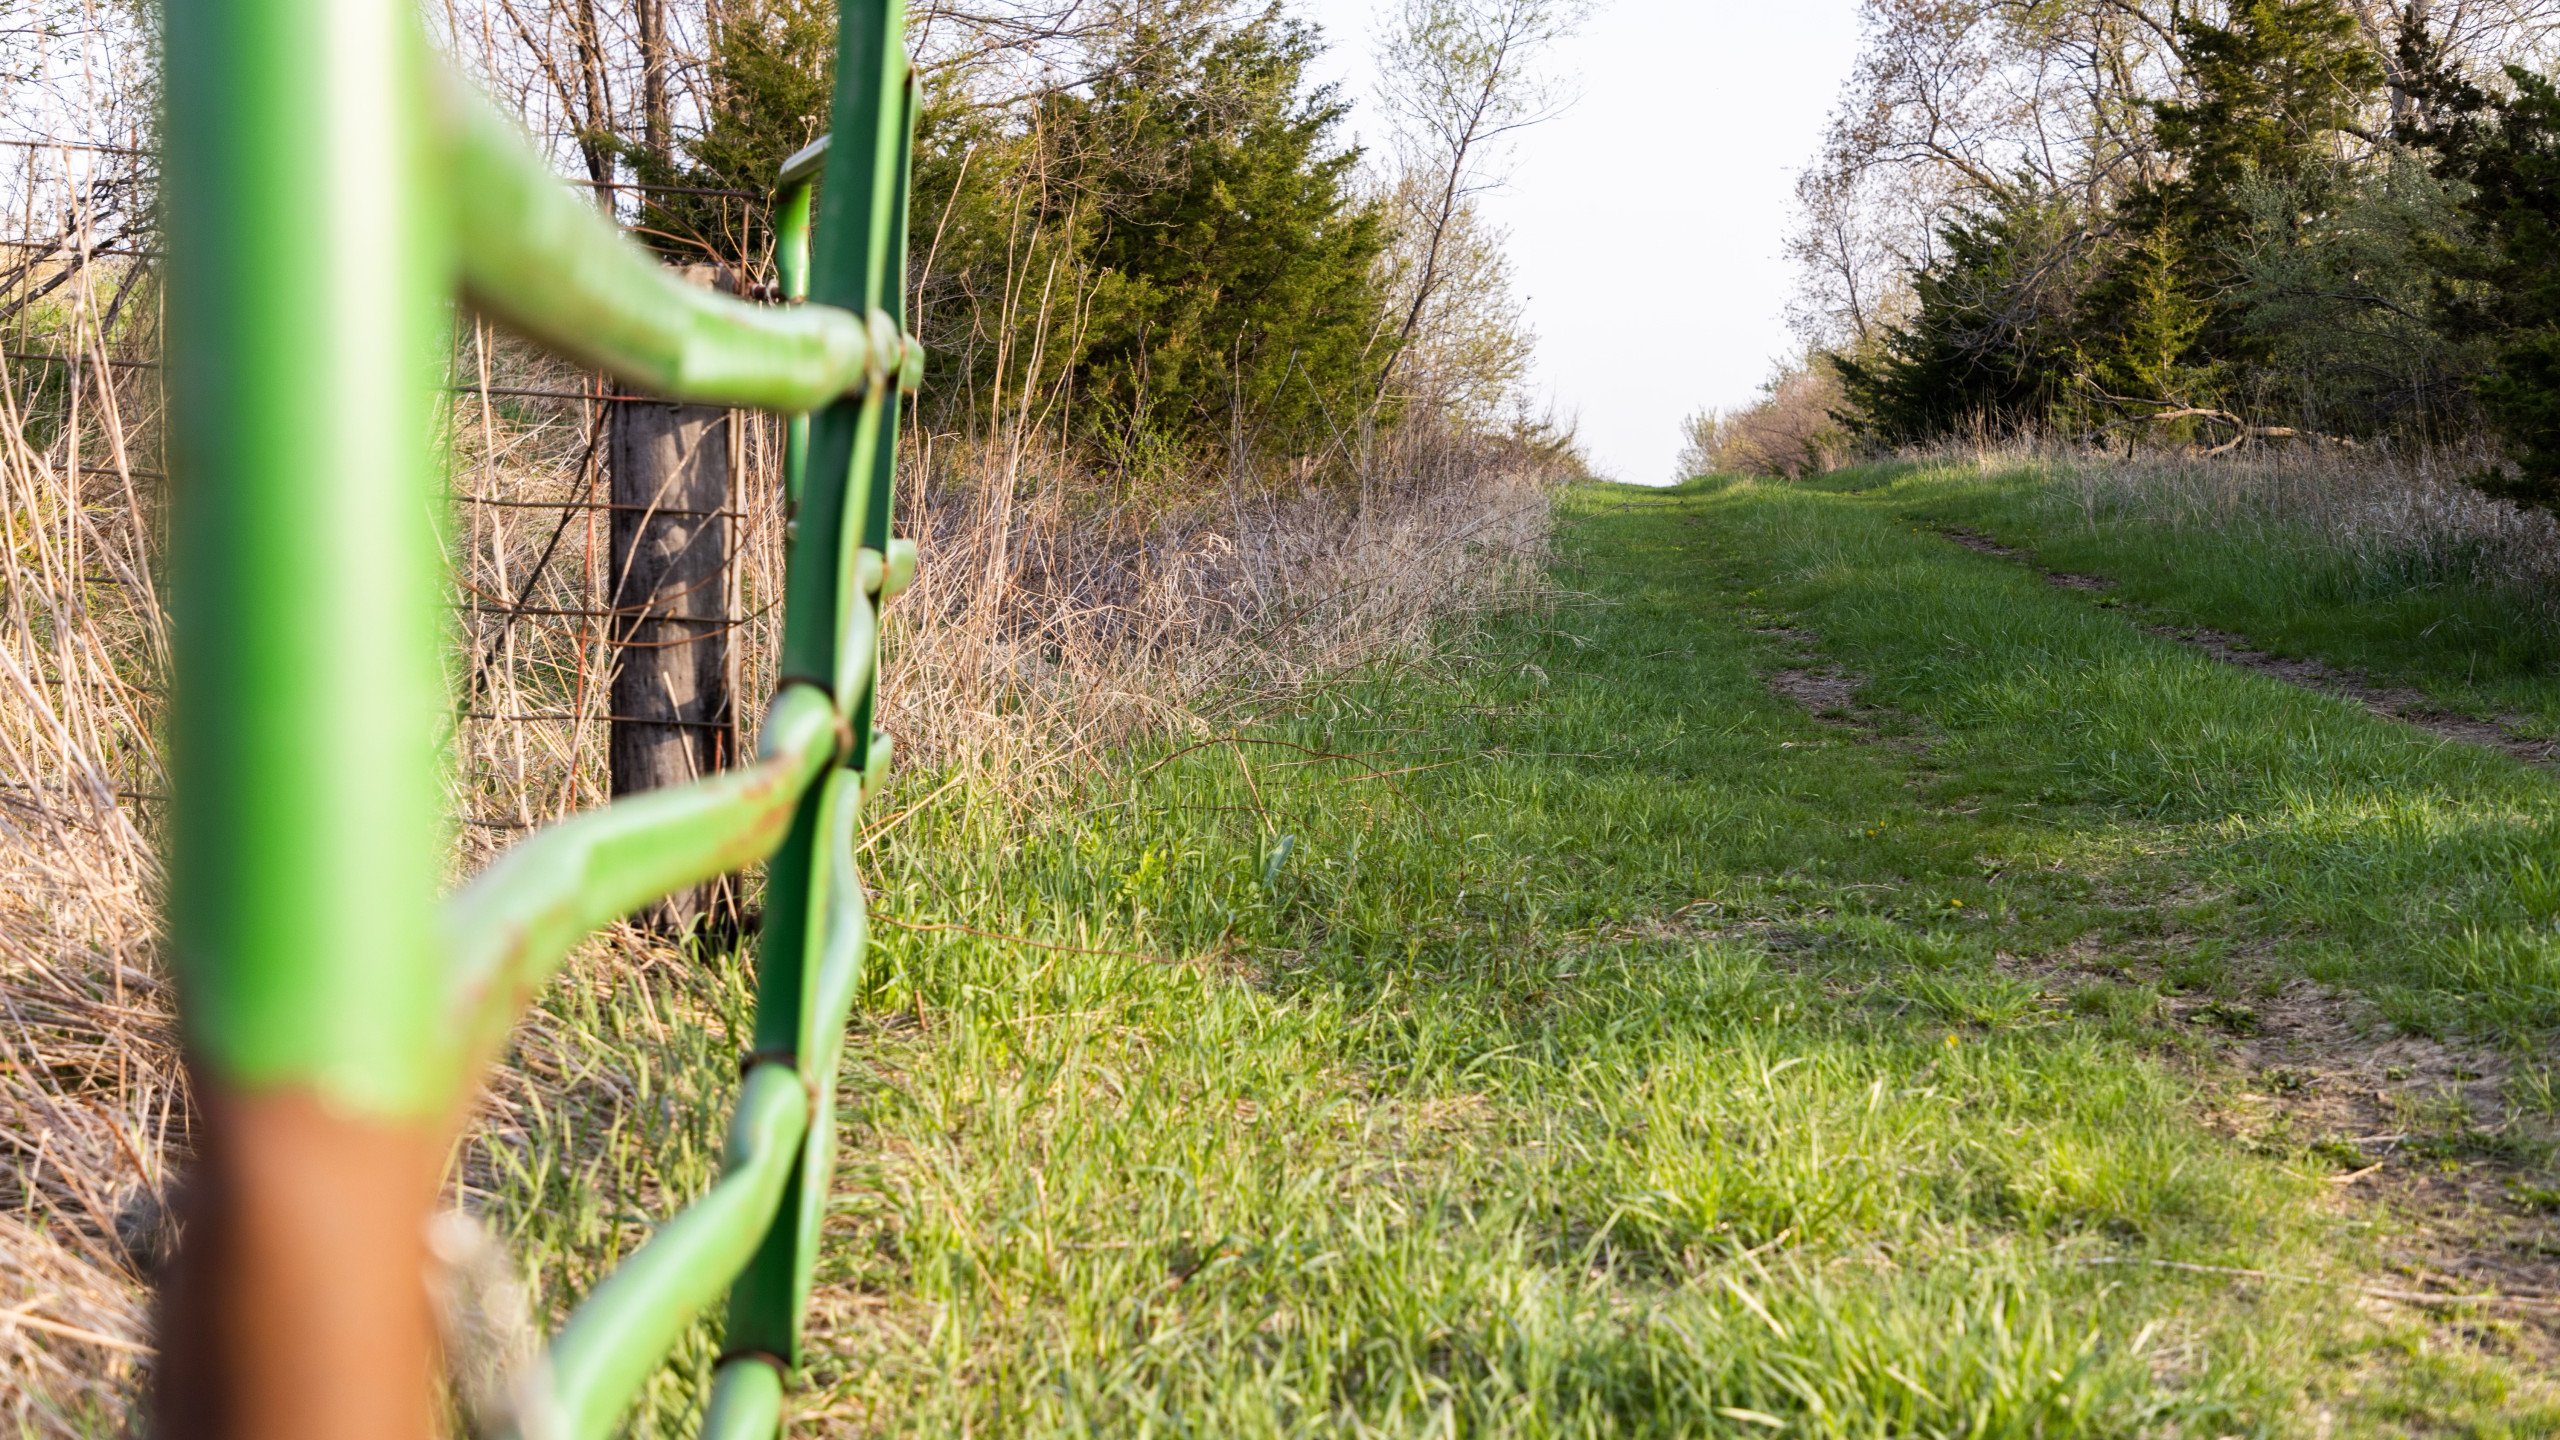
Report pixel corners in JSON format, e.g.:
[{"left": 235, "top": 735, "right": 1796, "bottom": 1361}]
[
  {"left": 774, "top": 146, "right": 820, "bottom": 509},
  {"left": 724, "top": 0, "right": 912, "bottom": 1387},
  {"left": 154, "top": 0, "right": 918, "bottom": 1429},
  {"left": 156, "top": 1, "right": 456, "bottom": 1436}
]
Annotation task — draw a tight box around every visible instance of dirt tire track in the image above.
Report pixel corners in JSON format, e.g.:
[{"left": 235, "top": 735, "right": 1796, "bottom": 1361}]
[
  {"left": 2199, "top": 978, "right": 2559, "bottom": 1347},
  {"left": 1934, "top": 526, "right": 2560, "bottom": 771},
  {"left": 1766, "top": 588, "right": 2560, "bottom": 1351}
]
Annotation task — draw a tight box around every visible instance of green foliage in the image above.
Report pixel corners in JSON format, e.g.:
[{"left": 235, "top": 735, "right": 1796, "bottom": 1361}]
[
  {"left": 1035, "top": 5, "right": 1391, "bottom": 469},
  {"left": 2146, "top": 0, "right": 2382, "bottom": 244},
  {"left": 2111, "top": 0, "right": 2381, "bottom": 382},
  {"left": 2399, "top": 42, "right": 2560, "bottom": 503},
  {"left": 2473, "top": 329, "right": 2560, "bottom": 502},
  {"left": 2227, "top": 151, "right": 2473, "bottom": 434},
  {"left": 2077, "top": 222, "right": 2217, "bottom": 427},
  {"left": 1823, "top": 0, "right": 2560, "bottom": 493},
  {"left": 690, "top": 0, "right": 835, "bottom": 188},
  {"left": 631, "top": 0, "right": 834, "bottom": 259},
  {"left": 640, "top": 0, "right": 1393, "bottom": 487},
  {"left": 1821, "top": 0, "right": 2560, "bottom": 462},
  {"left": 1832, "top": 190, "right": 2087, "bottom": 444}
]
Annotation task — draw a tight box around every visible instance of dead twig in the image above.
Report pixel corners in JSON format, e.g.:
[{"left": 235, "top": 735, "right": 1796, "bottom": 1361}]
[{"left": 2079, "top": 1256, "right": 2560, "bottom": 1310}]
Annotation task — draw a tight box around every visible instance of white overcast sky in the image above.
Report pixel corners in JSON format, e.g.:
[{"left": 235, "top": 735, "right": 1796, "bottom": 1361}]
[{"left": 1291, "top": 0, "right": 1867, "bottom": 482}]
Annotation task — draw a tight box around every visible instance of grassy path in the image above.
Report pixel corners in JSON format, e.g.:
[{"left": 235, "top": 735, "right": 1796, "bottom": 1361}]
[
  {"left": 798, "top": 476, "right": 2560, "bottom": 1436},
  {"left": 1927, "top": 521, "right": 2560, "bottom": 776},
  {"left": 1852, "top": 459, "right": 2560, "bottom": 738},
  {"left": 527, "top": 477, "right": 2560, "bottom": 1435}
]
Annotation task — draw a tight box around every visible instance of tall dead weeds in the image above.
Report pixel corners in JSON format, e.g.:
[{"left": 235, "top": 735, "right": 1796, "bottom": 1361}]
[{"left": 1920, "top": 437, "right": 2560, "bottom": 642}]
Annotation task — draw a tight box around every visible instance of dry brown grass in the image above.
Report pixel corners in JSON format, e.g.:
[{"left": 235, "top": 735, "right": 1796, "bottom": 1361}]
[
  {"left": 1918, "top": 436, "right": 2560, "bottom": 638},
  {"left": 883, "top": 421, "right": 1559, "bottom": 796},
  {"left": 1, "top": 224, "right": 172, "bottom": 1426},
  {"left": 0, "top": 235, "right": 1559, "bottom": 1430}
]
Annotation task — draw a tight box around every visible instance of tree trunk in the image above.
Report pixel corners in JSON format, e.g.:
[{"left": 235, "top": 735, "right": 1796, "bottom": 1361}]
[
  {"left": 638, "top": 0, "right": 672, "bottom": 168},
  {"left": 607, "top": 268, "right": 742, "bottom": 936},
  {"left": 572, "top": 0, "right": 618, "bottom": 209}
]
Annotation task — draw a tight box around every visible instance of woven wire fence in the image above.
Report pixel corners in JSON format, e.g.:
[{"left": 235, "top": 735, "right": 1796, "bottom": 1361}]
[
  {"left": 2, "top": 138, "right": 794, "bottom": 856},
  {"left": 0, "top": 124, "right": 795, "bottom": 1426}
]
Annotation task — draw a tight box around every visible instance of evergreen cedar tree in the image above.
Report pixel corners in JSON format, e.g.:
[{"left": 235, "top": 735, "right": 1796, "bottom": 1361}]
[
  {"left": 1827, "top": 0, "right": 2560, "bottom": 507},
  {"left": 2395, "top": 26, "right": 2560, "bottom": 506},
  {"left": 636, "top": 1, "right": 1392, "bottom": 482}
]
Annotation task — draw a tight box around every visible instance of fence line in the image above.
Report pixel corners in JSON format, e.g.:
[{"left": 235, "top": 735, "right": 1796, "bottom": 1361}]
[{"left": 137, "top": 3, "right": 925, "bottom": 1437}]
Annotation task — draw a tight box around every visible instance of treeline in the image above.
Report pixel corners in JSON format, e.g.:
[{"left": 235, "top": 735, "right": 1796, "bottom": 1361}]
[
  {"left": 1783, "top": 0, "right": 2560, "bottom": 504},
  {"left": 446, "top": 0, "right": 1578, "bottom": 496}
]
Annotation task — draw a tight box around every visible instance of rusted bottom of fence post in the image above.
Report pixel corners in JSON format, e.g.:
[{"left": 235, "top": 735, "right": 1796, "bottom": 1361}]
[{"left": 155, "top": 1085, "right": 443, "bottom": 1440}]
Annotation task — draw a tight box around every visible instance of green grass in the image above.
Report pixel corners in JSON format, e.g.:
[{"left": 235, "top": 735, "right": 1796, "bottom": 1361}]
[
  {"left": 1840, "top": 458, "right": 2560, "bottom": 732},
  {"left": 491, "top": 475, "right": 2560, "bottom": 1436}
]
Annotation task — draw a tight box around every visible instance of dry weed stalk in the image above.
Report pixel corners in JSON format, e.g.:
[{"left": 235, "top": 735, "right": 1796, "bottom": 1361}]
[
  {"left": 0, "top": 202, "right": 172, "bottom": 1428},
  {"left": 883, "top": 422, "right": 1559, "bottom": 800}
]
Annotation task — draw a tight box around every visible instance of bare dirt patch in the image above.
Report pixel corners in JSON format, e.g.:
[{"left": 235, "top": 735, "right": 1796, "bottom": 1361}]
[
  {"left": 1753, "top": 619, "right": 1896, "bottom": 738},
  {"left": 1935, "top": 526, "right": 2117, "bottom": 592},
  {"left": 2024, "top": 931, "right": 2560, "bottom": 1350},
  {"left": 1760, "top": 657, "right": 1940, "bottom": 762},
  {"left": 2215, "top": 981, "right": 2560, "bottom": 1364},
  {"left": 1766, "top": 666, "right": 1863, "bottom": 718}
]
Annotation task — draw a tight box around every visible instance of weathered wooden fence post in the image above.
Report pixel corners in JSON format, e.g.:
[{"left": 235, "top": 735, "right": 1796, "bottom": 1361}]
[{"left": 608, "top": 264, "right": 742, "bottom": 935}]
